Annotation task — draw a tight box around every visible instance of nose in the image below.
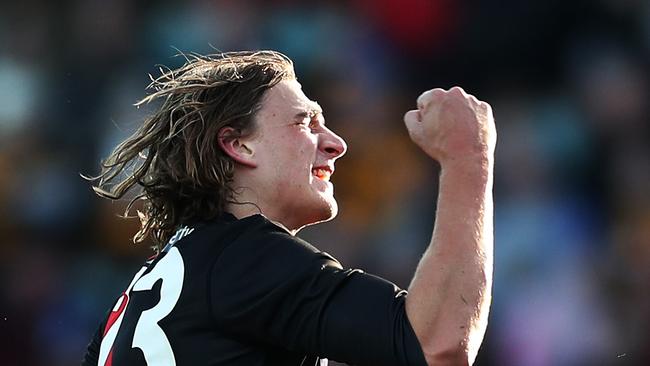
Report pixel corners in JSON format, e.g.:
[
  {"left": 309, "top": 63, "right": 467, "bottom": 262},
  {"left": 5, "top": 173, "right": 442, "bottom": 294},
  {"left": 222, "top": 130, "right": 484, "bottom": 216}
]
[{"left": 319, "top": 127, "right": 347, "bottom": 159}]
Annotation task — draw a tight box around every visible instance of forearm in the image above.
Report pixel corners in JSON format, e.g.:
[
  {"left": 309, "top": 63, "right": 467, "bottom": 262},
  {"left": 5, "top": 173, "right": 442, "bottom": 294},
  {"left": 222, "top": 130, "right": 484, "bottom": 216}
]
[{"left": 406, "top": 157, "right": 494, "bottom": 365}]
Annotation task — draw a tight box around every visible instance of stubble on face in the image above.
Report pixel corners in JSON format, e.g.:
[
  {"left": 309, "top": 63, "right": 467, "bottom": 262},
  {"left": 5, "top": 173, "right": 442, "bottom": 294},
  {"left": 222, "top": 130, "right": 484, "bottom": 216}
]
[{"left": 240, "top": 80, "right": 341, "bottom": 232}]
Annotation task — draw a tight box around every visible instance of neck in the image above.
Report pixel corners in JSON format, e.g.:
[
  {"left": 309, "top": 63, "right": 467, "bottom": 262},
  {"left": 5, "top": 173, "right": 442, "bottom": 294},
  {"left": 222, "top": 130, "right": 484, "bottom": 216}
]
[{"left": 226, "top": 202, "right": 298, "bottom": 236}]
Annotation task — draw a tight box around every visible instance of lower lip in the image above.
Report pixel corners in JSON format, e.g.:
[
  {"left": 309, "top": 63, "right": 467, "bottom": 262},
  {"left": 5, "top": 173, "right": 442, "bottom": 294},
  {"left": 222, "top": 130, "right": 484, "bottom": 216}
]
[{"left": 313, "top": 176, "right": 332, "bottom": 188}]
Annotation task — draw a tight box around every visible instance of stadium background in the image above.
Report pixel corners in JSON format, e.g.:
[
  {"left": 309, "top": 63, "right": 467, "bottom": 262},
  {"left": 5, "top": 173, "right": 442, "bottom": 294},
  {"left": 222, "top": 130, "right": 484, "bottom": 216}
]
[{"left": 0, "top": 0, "right": 648, "bottom": 365}]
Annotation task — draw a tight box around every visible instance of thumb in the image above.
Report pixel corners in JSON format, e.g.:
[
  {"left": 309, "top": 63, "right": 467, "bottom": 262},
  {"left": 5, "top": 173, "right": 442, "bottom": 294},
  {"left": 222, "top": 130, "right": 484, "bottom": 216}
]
[{"left": 404, "top": 109, "right": 423, "bottom": 143}]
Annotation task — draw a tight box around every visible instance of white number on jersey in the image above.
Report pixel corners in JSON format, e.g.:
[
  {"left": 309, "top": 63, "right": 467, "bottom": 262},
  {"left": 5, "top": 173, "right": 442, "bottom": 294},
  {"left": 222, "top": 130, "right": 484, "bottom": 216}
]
[{"left": 97, "top": 247, "right": 185, "bottom": 366}]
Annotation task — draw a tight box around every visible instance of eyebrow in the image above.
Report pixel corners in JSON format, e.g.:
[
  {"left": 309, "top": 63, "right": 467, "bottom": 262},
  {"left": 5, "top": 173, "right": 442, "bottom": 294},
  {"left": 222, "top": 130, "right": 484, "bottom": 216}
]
[
  {"left": 294, "top": 101, "right": 325, "bottom": 122},
  {"left": 307, "top": 101, "right": 323, "bottom": 114}
]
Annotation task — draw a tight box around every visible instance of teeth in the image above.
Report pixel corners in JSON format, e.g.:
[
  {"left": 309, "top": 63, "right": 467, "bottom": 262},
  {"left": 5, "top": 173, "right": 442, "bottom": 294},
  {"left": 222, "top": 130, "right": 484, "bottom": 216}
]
[{"left": 313, "top": 168, "right": 331, "bottom": 181}]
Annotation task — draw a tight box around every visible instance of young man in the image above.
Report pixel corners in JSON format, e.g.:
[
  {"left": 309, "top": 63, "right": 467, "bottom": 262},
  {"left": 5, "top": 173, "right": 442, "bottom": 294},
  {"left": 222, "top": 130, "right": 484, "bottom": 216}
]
[{"left": 83, "top": 51, "right": 495, "bottom": 366}]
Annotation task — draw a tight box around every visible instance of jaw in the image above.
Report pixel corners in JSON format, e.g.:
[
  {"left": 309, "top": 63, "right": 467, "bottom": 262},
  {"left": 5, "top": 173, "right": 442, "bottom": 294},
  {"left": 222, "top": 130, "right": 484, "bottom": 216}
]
[
  {"left": 279, "top": 185, "right": 339, "bottom": 233},
  {"left": 229, "top": 166, "right": 339, "bottom": 233},
  {"left": 226, "top": 188, "right": 336, "bottom": 235}
]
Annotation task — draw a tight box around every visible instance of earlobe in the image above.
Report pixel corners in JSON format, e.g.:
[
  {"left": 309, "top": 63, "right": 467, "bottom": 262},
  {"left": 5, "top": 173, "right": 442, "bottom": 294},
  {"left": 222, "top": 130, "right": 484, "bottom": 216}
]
[{"left": 217, "top": 127, "right": 257, "bottom": 168}]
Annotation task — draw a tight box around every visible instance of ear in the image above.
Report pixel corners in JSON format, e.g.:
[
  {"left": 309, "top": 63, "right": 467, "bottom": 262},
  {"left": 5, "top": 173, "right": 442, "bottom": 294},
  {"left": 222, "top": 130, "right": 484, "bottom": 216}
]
[{"left": 217, "top": 127, "right": 257, "bottom": 168}]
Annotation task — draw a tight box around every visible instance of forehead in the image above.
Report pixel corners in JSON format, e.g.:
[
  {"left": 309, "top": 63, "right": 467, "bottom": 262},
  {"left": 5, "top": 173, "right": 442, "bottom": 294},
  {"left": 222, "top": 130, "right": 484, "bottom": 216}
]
[{"left": 260, "top": 79, "right": 322, "bottom": 116}]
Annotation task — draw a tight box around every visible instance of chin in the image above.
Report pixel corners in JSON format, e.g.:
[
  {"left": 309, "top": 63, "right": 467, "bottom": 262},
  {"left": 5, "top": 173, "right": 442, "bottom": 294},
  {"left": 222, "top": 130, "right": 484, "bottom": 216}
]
[
  {"left": 296, "top": 196, "right": 338, "bottom": 230},
  {"left": 319, "top": 193, "right": 339, "bottom": 220}
]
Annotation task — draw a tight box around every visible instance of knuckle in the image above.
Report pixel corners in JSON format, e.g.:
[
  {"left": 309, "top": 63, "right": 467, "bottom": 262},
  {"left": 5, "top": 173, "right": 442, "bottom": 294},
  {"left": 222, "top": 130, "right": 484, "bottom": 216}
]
[
  {"left": 449, "top": 86, "right": 465, "bottom": 95},
  {"left": 416, "top": 91, "right": 432, "bottom": 108},
  {"left": 417, "top": 87, "right": 458, "bottom": 112},
  {"left": 417, "top": 88, "right": 444, "bottom": 109},
  {"left": 428, "top": 88, "right": 445, "bottom": 100},
  {"left": 431, "top": 88, "right": 445, "bottom": 94}
]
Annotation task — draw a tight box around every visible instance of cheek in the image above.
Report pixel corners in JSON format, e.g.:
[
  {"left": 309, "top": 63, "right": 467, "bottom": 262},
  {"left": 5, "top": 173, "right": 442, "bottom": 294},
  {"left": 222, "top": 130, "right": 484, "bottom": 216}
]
[
  {"left": 277, "top": 133, "right": 316, "bottom": 164},
  {"left": 263, "top": 131, "right": 318, "bottom": 187}
]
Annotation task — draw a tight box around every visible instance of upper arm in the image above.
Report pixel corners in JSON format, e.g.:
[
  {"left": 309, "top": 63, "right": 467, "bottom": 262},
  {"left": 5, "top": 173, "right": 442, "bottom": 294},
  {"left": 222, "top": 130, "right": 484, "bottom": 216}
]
[{"left": 209, "top": 230, "right": 427, "bottom": 366}]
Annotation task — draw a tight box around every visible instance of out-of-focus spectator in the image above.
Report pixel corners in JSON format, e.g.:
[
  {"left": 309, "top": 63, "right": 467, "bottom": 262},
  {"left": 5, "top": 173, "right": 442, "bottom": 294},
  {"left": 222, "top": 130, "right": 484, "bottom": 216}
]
[{"left": 0, "top": 1, "right": 648, "bottom": 365}]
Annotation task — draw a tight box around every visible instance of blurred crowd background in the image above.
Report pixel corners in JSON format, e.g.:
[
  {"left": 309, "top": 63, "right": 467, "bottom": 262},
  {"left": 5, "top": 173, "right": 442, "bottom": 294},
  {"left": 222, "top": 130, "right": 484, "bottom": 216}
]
[{"left": 1, "top": 0, "right": 649, "bottom": 365}]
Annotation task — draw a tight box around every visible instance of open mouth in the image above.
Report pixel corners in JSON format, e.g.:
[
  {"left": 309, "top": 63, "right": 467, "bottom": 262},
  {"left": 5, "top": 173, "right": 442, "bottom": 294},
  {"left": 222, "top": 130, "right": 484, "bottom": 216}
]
[{"left": 312, "top": 167, "right": 332, "bottom": 182}]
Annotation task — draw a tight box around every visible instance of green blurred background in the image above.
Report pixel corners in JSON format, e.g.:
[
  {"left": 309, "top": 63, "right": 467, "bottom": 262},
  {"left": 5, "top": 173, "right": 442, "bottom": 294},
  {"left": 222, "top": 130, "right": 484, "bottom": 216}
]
[{"left": 0, "top": 0, "right": 648, "bottom": 365}]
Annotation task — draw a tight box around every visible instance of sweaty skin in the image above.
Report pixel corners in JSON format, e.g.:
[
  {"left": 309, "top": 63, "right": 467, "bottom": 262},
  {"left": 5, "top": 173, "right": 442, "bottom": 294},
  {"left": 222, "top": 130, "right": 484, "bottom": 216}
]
[{"left": 403, "top": 87, "right": 496, "bottom": 365}]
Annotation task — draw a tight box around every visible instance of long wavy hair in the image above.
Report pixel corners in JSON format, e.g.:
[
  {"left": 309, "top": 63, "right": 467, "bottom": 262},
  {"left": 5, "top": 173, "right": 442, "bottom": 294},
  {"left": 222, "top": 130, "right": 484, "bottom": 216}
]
[{"left": 87, "top": 50, "right": 295, "bottom": 250}]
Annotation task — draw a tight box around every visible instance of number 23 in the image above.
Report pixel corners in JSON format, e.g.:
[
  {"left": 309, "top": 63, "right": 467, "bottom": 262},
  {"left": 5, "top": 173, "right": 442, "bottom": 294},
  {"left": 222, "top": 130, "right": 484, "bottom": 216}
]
[{"left": 98, "top": 247, "right": 185, "bottom": 366}]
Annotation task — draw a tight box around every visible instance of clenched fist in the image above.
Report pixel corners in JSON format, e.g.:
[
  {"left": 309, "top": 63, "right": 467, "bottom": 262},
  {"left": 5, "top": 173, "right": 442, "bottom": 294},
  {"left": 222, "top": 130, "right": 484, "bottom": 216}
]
[{"left": 404, "top": 87, "right": 496, "bottom": 166}]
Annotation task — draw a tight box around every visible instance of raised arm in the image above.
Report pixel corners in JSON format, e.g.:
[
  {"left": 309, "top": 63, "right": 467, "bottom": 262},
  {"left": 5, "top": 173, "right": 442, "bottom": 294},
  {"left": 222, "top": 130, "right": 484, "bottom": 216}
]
[{"left": 403, "top": 87, "right": 496, "bottom": 365}]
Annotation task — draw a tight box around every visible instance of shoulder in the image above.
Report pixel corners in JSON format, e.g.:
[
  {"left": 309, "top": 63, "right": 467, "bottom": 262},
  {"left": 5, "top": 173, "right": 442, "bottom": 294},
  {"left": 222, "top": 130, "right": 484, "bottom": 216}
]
[
  {"left": 172, "top": 213, "right": 339, "bottom": 271},
  {"left": 220, "top": 214, "right": 338, "bottom": 266},
  {"left": 207, "top": 214, "right": 343, "bottom": 325}
]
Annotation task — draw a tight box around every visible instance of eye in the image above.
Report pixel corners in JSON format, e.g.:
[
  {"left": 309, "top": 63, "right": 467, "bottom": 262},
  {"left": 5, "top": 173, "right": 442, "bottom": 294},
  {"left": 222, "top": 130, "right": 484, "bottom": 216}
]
[
  {"left": 296, "top": 115, "right": 318, "bottom": 129},
  {"left": 297, "top": 116, "right": 311, "bottom": 126},
  {"left": 294, "top": 110, "right": 323, "bottom": 131}
]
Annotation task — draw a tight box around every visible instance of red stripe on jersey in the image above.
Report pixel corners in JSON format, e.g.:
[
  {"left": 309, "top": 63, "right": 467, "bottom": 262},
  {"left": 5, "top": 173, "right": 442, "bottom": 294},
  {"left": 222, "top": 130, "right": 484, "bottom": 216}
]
[
  {"left": 105, "top": 349, "right": 114, "bottom": 366},
  {"left": 103, "top": 292, "right": 129, "bottom": 337}
]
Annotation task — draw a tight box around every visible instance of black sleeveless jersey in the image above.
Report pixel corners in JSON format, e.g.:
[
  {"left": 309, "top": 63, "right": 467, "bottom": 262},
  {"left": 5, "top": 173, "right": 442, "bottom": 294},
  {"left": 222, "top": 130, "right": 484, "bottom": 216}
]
[{"left": 82, "top": 213, "right": 426, "bottom": 366}]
